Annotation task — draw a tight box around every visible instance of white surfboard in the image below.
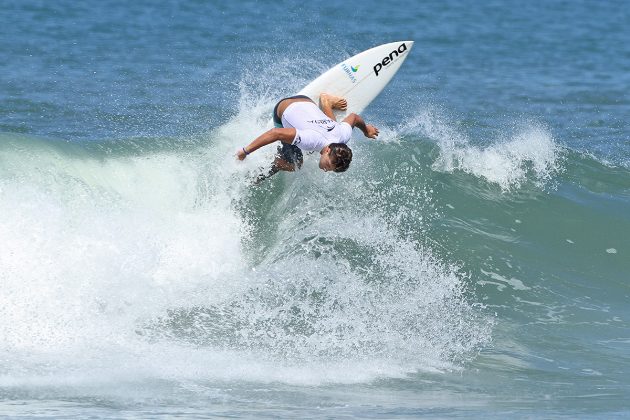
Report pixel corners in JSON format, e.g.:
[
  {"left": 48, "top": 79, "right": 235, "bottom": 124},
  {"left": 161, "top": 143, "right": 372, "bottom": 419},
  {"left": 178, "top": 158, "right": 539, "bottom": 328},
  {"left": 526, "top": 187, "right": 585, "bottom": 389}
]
[{"left": 296, "top": 41, "right": 414, "bottom": 118}]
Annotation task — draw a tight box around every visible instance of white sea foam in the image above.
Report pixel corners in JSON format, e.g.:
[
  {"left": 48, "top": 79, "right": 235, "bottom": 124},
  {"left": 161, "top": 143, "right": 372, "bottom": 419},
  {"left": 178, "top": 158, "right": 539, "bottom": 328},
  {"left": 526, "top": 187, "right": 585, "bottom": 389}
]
[
  {"left": 0, "top": 92, "right": 492, "bottom": 391},
  {"left": 401, "top": 110, "right": 562, "bottom": 191}
]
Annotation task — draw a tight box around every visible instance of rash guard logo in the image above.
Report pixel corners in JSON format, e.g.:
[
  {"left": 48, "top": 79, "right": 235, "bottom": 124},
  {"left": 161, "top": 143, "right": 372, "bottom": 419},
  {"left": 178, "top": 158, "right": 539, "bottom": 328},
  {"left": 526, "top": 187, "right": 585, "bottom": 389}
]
[
  {"left": 307, "top": 118, "right": 334, "bottom": 125},
  {"left": 351, "top": 65, "right": 360, "bottom": 72}
]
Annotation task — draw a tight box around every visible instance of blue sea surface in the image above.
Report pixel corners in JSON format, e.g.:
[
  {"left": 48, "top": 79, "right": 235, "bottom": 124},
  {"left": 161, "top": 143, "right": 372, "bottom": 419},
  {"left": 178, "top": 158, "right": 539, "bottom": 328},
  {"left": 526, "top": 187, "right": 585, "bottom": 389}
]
[{"left": 1, "top": 0, "right": 629, "bottom": 418}]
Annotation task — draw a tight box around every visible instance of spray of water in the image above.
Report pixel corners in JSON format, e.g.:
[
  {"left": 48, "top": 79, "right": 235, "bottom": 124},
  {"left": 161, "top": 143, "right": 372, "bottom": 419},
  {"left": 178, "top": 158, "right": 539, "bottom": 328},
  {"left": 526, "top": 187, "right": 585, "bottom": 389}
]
[
  {"left": 398, "top": 110, "right": 562, "bottom": 191},
  {"left": 0, "top": 75, "right": 493, "bottom": 391}
]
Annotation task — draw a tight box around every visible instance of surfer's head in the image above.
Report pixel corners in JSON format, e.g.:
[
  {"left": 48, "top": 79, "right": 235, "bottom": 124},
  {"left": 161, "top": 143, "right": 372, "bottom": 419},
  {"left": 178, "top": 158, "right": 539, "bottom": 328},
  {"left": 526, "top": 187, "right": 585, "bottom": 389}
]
[{"left": 319, "top": 143, "right": 352, "bottom": 172}]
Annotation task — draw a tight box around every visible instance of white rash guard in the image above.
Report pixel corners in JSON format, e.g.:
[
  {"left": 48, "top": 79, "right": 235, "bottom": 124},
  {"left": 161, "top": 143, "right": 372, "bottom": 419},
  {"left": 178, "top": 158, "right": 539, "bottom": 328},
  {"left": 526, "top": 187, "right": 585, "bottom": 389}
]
[{"left": 280, "top": 101, "right": 353, "bottom": 152}]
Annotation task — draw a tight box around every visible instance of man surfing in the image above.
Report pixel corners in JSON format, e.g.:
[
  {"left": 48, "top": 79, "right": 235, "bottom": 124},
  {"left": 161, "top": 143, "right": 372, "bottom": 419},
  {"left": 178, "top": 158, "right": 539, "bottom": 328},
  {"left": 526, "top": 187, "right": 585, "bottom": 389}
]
[{"left": 236, "top": 93, "right": 379, "bottom": 181}]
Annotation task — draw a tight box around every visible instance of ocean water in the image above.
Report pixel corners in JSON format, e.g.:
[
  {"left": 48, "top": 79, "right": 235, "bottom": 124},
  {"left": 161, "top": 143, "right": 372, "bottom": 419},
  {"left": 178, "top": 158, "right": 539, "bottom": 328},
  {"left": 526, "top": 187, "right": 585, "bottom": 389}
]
[{"left": 1, "top": 0, "right": 629, "bottom": 418}]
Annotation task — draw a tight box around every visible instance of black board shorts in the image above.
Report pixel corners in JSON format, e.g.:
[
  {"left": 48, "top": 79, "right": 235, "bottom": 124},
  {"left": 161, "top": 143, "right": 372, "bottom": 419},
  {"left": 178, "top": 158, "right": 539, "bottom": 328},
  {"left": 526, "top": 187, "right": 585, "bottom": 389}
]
[{"left": 277, "top": 143, "right": 303, "bottom": 167}]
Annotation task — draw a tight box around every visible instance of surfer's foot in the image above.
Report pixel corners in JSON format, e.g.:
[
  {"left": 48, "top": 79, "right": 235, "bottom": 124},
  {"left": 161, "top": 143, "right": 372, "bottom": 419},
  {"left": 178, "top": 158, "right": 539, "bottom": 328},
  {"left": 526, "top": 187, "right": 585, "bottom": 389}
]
[
  {"left": 320, "top": 93, "right": 347, "bottom": 111},
  {"left": 253, "top": 165, "right": 279, "bottom": 185}
]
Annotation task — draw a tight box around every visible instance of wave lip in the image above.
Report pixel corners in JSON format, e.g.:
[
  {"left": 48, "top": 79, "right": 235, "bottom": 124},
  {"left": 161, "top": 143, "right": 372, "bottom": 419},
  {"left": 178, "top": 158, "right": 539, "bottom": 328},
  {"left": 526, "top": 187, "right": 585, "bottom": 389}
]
[{"left": 403, "top": 111, "right": 562, "bottom": 191}]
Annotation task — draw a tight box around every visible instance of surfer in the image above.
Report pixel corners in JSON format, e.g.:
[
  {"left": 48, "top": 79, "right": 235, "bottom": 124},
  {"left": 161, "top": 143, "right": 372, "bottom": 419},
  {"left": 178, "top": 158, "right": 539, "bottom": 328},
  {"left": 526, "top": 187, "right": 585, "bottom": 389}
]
[{"left": 236, "top": 93, "right": 379, "bottom": 181}]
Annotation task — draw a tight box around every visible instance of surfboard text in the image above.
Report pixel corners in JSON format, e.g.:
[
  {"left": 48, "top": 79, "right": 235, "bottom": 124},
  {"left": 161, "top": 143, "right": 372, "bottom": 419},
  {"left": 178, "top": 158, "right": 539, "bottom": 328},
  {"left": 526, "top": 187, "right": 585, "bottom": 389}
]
[{"left": 373, "top": 43, "right": 408, "bottom": 76}]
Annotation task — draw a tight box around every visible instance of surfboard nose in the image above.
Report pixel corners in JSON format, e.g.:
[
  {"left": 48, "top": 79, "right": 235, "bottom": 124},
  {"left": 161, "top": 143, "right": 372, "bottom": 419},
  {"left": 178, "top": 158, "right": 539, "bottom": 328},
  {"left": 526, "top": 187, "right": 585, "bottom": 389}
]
[{"left": 294, "top": 41, "right": 415, "bottom": 116}]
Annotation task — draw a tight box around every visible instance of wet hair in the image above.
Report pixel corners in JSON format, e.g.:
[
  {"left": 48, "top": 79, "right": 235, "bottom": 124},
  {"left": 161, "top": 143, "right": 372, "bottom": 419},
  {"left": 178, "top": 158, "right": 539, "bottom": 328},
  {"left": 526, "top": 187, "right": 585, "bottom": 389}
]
[{"left": 328, "top": 143, "right": 353, "bottom": 172}]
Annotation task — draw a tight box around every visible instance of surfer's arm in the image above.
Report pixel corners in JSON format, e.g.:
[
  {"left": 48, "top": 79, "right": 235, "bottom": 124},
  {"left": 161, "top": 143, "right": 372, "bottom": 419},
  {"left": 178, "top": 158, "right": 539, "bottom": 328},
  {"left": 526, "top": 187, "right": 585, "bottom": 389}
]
[
  {"left": 237, "top": 128, "right": 297, "bottom": 160},
  {"left": 342, "top": 113, "right": 379, "bottom": 139}
]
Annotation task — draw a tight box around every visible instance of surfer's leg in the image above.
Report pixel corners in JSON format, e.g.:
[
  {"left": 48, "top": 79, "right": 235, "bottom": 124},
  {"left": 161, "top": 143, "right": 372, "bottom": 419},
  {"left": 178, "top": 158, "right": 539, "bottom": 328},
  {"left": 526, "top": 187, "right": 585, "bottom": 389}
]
[
  {"left": 254, "top": 144, "right": 303, "bottom": 184},
  {"left": 319, "top": 93, "right": 347, "bottom": 121},
  {"left": 253, "top": 164, "right": 281, "bottom": 185}
]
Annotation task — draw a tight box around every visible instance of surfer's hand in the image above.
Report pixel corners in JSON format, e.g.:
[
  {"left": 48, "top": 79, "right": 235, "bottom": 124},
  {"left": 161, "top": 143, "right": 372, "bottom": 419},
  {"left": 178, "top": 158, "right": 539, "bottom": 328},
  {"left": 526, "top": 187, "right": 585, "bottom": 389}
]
[
  {"left": 236, "top": 148, "right": 247, "bottom": 160},
  {"left": 366, "top": 125, "right": 379, "bottom": 139}
]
